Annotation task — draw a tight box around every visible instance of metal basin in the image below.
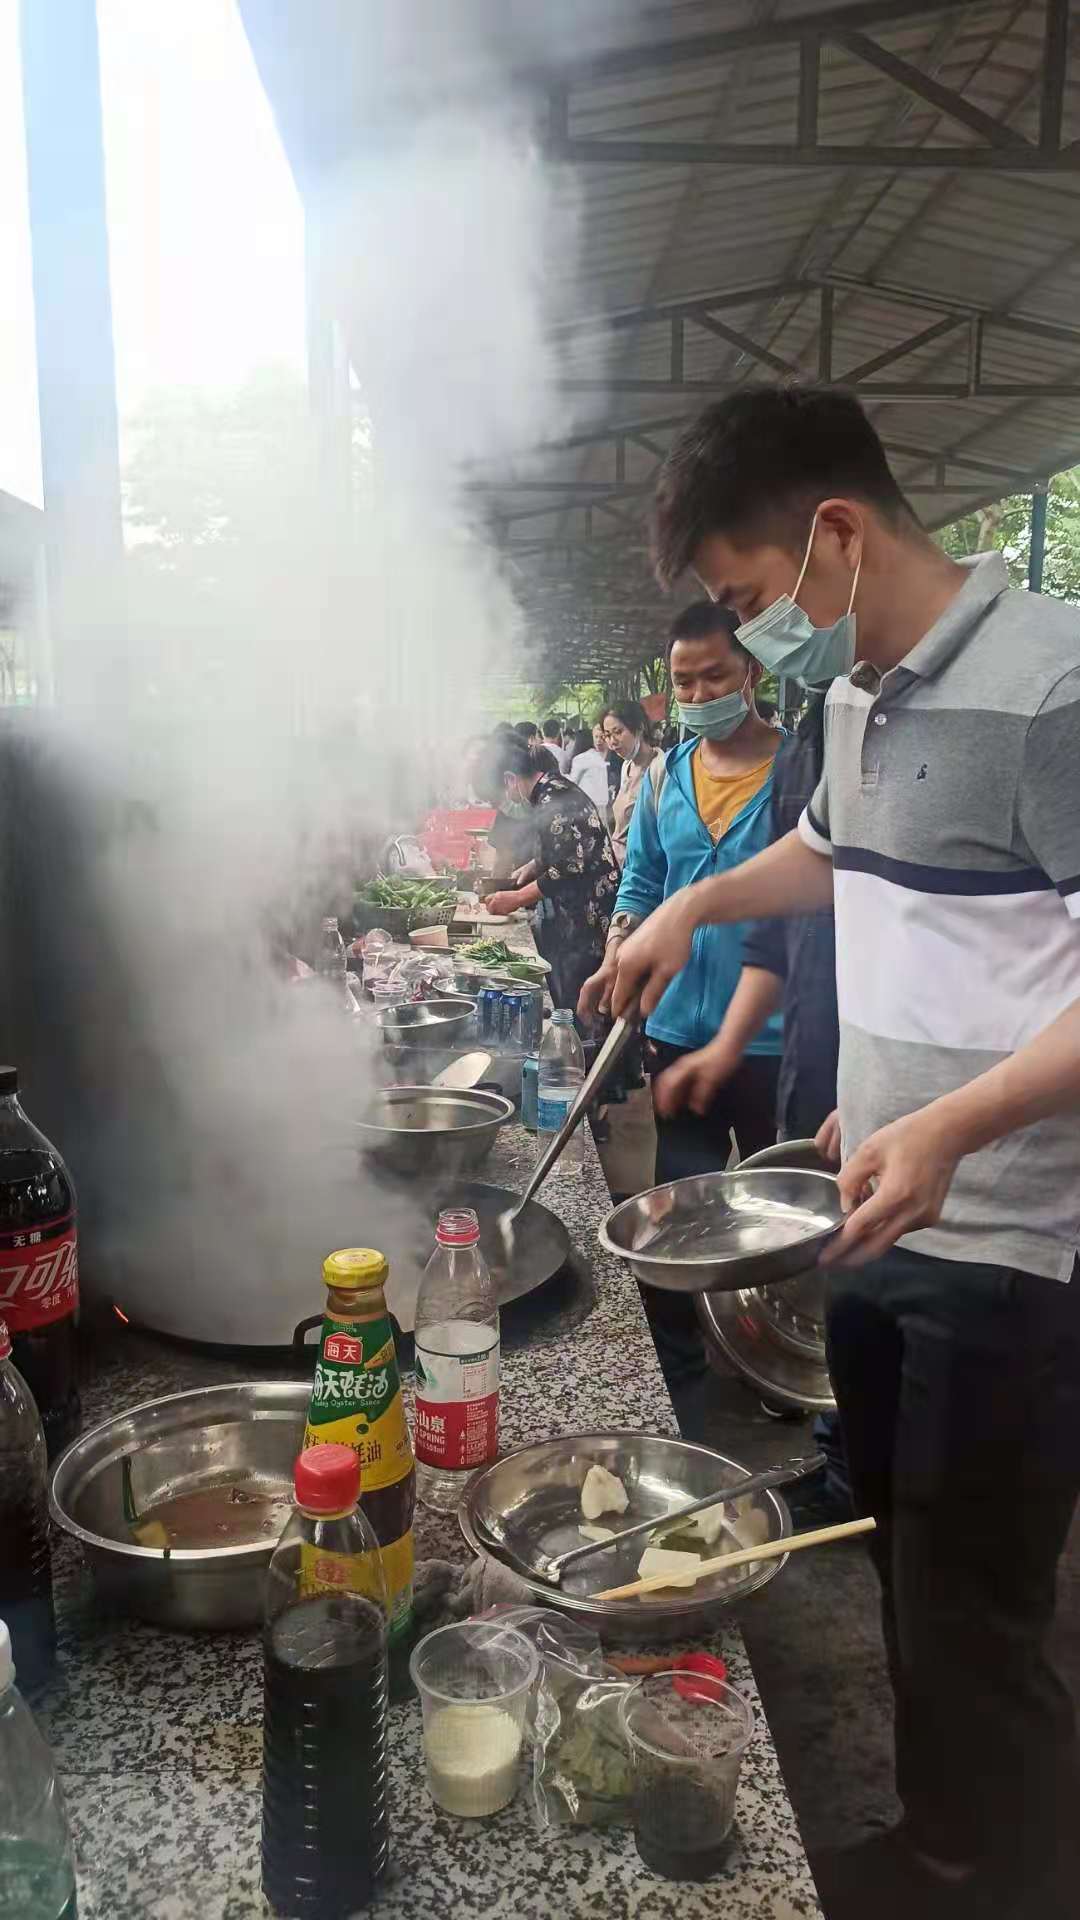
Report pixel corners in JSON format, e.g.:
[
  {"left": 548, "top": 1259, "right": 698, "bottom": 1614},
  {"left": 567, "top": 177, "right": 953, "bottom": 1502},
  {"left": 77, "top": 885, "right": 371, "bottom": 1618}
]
[
  {"left": 460, "top": 1431, "right": 791, "bottom": 1643},
  {"left": 49, "top": 1381, "right": 308, "bottom": 1628},
  {"left": 376, "top": 995, "right": 476, "bottom": 1050},
  {"left": 599, "top": 1167, "right": 843, "bottom": 1294},
  {"left": 355, "top": 1085, "right": 513, "bottom": 1178},
  {"left": 696, "top": 1141, "right": 836, "bottom": 1412}
]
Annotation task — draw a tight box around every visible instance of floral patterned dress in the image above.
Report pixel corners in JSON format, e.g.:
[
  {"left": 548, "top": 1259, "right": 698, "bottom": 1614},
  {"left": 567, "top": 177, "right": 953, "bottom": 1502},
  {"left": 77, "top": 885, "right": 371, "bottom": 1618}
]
[{"left": 529, "top": 772, "right": 619, "bottom": 1016}]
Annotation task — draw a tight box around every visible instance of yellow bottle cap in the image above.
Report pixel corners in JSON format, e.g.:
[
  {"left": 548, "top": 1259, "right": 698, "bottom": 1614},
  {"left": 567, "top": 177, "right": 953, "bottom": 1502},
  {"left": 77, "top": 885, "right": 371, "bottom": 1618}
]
[{"left": 322, "top": 1247, "right": 388, "bottom": 1291}]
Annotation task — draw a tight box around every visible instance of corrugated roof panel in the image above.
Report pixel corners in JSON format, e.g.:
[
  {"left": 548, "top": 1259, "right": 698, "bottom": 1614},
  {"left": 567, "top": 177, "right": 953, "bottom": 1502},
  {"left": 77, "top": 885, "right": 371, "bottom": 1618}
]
[{"left": 240, "top": 0, "right": 1080, "bottom": 669}]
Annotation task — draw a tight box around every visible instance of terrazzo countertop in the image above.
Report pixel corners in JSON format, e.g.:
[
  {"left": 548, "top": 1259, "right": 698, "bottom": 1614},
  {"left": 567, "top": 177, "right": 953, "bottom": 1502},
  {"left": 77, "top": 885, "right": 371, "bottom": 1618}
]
[{"left": 39, "top": 1119, "right": 822, "bottom": 1919}]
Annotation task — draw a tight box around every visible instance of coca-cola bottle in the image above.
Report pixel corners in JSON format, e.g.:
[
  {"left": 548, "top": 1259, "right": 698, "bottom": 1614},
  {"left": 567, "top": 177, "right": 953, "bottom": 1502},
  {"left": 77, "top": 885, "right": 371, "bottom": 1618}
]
[{"left": 0, "top": 1069, "right": 80, "bottom": 1460}]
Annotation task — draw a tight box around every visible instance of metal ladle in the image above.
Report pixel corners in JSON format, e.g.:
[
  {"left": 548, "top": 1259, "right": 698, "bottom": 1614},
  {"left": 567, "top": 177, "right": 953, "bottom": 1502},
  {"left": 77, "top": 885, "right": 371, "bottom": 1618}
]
[{"left": 494, "top": 1015, "right": 636, "bottom": 1265}]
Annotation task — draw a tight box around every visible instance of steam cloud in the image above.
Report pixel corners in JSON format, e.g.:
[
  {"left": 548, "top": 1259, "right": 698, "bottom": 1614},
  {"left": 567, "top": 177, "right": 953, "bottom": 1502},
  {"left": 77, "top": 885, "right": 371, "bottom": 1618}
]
[{"left": 11, "top": 4, "right": 623, "bottom": 1340}]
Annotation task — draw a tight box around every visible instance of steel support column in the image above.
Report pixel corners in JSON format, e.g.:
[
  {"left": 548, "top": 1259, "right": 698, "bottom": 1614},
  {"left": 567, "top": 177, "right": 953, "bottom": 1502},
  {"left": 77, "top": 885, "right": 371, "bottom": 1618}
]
[
  {"left": 1028, "top": 482, "right": 1049, "bottom": 592},
  {"left": 19, "top": 0, "right": 124, "bottom": 706}
]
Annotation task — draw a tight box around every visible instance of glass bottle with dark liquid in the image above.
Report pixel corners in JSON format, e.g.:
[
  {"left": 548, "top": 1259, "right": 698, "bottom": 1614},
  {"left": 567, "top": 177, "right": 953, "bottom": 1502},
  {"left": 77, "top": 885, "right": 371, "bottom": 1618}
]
[{"left": 261, "top": 1445, "right": 390, "bottom": 1917}]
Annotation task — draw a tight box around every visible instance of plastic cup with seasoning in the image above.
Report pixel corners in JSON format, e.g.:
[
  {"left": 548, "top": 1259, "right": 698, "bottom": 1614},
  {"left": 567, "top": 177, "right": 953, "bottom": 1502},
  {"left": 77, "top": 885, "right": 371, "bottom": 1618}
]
[
  {"left": 619, "top": 1669, "right": 755, "bottom": 1880},
  {"left": 410, "top": 1621, "right": 538, "bottom": 1817}
]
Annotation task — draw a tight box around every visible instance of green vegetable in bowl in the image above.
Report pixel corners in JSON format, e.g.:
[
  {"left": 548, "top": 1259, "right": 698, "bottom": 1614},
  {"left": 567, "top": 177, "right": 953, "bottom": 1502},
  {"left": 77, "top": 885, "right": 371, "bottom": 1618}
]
[
  {"left": 354, "top": 875, "right": 457, "bottom": 912},
  {"left": 459, "top": 938, "right": 517, "bottom": 967}
]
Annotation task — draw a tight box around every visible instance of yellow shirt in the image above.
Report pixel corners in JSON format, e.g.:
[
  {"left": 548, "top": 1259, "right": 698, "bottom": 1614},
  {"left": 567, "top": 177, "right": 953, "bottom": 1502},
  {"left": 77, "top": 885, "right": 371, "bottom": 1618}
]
[{"left": 691, "top": 745, "right": 776, "bottom": 842}]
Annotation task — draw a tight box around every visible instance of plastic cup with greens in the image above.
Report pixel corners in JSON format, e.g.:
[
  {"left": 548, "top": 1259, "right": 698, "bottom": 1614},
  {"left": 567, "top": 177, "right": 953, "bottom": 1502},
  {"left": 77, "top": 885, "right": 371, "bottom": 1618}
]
[{"left": 619, "top": 1669, "right": 755, "bottom": 1880}]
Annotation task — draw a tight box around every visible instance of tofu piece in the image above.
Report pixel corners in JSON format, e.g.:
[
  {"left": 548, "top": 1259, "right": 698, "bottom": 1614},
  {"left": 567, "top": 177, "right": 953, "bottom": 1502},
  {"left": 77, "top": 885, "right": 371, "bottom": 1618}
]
[
  {"left": 689, "top": 1500, "right": 730, "bottom": 1548},
  {"left": 578, "top": 1524, "right": 616, "bottom": 1544},
  {"left": 581, "top": 1464, "right": 629, "bottom": 1521},
  {"left": 636, "top": 1546, "right": 701, "bottom": 1590}
]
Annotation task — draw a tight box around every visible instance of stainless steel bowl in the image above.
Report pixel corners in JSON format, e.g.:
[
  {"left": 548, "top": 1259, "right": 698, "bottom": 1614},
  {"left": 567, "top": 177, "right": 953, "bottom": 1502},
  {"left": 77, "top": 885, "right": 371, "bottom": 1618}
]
[
  {"left": 696, "top": 1140, "right": 836, "bottom": 1411},
  {"left": 460, "top": 1431, "right": 791, "bottom": 1643},
  {"left": 354, "top": 1085, "right": 513, "bottom": 1177},
  {"left": 376, "top": 995, "right": 477, "bottom": 1050},
  {"left": 49, "top": 1381, "right": 308, "bottom": 1628},
  {"left": 599, "top": 1167, "right": 844, "bottom": 1294}
]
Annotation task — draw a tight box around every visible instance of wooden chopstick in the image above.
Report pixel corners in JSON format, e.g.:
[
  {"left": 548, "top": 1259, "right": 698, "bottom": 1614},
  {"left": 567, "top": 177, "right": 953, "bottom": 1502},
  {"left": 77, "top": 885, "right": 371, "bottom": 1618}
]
[{"left": 592, "top": 1515, "right": 876, "bottom": 1601}]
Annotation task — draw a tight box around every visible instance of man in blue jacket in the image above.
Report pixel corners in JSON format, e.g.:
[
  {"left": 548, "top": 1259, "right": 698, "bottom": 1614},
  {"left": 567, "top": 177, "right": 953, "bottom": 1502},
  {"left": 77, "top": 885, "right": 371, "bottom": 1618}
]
[{"left": 580, "top": 600, "right": 783, "bottom": 1379}]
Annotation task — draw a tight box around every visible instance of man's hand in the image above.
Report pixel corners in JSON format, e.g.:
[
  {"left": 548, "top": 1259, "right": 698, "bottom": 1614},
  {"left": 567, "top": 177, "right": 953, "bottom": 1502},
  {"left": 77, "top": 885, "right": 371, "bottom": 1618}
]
[
  {"left": 610, "top": 894, "right": 698, "bottom": 1019},
  {"left": 578, "top": 947, "right": 620, "bottom": 1021},
  {"left": 510, "top": 861, "right": 537, "bottom": 888},
  {"left": 485, "top": 890, "right": 522, "bottom": 918},
  {"left": 820, "top": 1106, "right": 960, "bottom": 1269},
  {"left": 815, "top": 1109, "right": 842, "bottom": 1166},
  {"left": 653, "top": 1038, "right": 742, "bottom": 1119}
]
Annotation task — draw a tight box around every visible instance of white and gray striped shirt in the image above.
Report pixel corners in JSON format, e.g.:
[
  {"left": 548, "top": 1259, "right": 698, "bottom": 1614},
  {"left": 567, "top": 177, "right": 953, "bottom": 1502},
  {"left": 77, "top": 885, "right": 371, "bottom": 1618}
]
[{"left": 800, "top": 553, "right": 1080, "bottom": 1281}]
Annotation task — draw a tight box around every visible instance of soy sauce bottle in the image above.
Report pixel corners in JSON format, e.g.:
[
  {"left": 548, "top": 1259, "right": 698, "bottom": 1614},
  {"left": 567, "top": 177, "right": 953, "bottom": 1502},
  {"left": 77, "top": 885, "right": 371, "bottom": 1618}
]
[{"left": 261, "top": 1445, "right": 390, "bottom": 1917}]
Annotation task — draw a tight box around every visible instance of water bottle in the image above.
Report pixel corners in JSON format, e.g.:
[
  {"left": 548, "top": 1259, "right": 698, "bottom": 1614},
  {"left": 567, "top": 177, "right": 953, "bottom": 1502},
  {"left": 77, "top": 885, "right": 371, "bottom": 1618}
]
[
  {"left": 0, "top": 1323, "right": 55, "bottom": 1695},
  {"left": 316, "top": 917, "right": 350, "bottom": 1009},
  {"left": 361, "top": 927, "right": 393, "bottom": 994},
  {"left": 537, "top": 1010, "right": 585, "bottom": 1175},
  {"left": 0, "top": 1620, "right": 77, "bottom": 1920},
  {"left": 414, "top": 1210, "right": 499, "bottom": 1513}
]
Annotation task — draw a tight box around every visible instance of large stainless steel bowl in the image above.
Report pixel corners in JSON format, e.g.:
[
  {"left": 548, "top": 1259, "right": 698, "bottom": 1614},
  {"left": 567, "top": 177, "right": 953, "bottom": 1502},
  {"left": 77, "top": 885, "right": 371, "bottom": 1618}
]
[
  {"left": 376, "top": 995, "right": 477, "bottom": 1050},
  {"left": 460, "top": 1431, "right": 791, "bottom": 1643},
  {"left": 355, "top": 1086, "right": 513, "bottom": 1177},
  {"left": 49, "top": 1381, "right": 308, "bottom": 1628},
  {"left": 696, "top": 1140, "right": 836, "bottom": 1411},
  {"left": 599, "top": 1166, "right": 844, "bottom": 1294}
]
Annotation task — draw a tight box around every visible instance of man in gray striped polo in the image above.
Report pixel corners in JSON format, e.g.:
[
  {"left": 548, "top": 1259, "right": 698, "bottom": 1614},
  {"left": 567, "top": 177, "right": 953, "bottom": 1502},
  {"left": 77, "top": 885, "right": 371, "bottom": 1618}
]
[{"left": 611, "top": 386, "right": 1080, "bottom": 1918}]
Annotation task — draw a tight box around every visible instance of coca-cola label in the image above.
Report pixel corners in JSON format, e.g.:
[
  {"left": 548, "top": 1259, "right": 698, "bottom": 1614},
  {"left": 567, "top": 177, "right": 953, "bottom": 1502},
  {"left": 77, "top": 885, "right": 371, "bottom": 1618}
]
[
  {"left": 414, "top": 1331, "right": 499, "bottom": 1472},
  {"left": 0, "top": 1213, "right": 79, "bottom": 1330}
]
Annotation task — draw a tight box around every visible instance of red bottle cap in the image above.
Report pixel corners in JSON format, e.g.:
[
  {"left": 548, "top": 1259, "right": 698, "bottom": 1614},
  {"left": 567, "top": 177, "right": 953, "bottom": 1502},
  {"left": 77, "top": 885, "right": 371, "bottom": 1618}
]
[
  {"left": 672, "top": 1652, "right": 728, "bottom": 1700},
  {"left": 435, "top": 1208, "right": 481, "bottom": 1247},
  {"left": 0, "top": 1320, "right": 9, "bottom": 1361},
  {"left": 294, "top": 1444, "right": 360, "bottom": 1514}
]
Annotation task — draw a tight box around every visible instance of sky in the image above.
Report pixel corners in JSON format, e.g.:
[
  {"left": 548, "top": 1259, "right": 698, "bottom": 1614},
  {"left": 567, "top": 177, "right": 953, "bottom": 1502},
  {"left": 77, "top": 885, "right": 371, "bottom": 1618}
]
[{"left": 0, "top": 0, "right": 306, "bottom": 510}]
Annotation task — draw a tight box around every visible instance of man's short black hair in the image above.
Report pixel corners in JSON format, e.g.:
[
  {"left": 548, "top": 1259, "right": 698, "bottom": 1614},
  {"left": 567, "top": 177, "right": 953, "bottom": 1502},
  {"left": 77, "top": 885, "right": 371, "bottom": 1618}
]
[
  {"left": 665, "top": 599, "right": 749, "bottom": 665},
  {"left": 514, "top": 719, "right": 540, "bottom": 742},
  {"left": 652, "top": 384, "right": 916, "bottom": 589},
  {"left": 542, "top": 718, "right": 562, "bottom": 739}
]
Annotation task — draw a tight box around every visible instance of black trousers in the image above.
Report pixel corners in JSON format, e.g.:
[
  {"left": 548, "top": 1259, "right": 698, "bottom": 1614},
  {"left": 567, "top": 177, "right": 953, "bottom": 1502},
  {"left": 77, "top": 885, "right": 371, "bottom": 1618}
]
[
  {"left": 827, "top": 1245, "right": 1080, "bottom": 1875},
  {"left": 641, "top": 1042, "right": 781, "bottom": 1386}
]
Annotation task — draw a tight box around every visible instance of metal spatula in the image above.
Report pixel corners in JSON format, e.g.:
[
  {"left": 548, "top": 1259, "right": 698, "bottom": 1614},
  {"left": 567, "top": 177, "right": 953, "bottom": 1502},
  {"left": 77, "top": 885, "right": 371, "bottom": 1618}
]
[{"left": 494, "top": 1016, "right": 636, "bottom": 1265}]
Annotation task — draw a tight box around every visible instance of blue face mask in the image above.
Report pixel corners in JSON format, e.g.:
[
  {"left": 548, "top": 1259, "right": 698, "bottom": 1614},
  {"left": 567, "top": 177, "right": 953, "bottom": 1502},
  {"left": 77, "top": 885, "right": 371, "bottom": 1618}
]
[
  {"left": 676, "top": 672, "right": 752, "bottom": 742},
  {"left": 735, "top": 513, "right": 861, "bottom": 688}
]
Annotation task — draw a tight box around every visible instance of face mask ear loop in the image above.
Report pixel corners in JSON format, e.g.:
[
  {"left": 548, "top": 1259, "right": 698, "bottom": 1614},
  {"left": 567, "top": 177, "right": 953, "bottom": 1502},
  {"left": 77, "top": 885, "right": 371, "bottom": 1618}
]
[
  {"left": 792, "top": 513, "right": 818, "bottom": 601},
  {"left": 846, "top": 547, "right": 862, "bottom": 617}
]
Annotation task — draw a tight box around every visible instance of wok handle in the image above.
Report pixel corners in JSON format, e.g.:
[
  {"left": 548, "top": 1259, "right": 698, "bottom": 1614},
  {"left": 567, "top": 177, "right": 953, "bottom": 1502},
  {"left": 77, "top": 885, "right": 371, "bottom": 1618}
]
[
  {"left": 292, "top": 1313, "right": 323, "bottom": 1358},
  {"left": 515, "top": 1016, "right": 636, "bottom": 1211}
]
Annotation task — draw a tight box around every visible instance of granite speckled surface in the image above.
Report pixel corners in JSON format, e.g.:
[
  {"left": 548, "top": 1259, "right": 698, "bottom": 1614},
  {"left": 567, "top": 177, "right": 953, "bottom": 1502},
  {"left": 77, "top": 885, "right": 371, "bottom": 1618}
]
[{"left": 39, "top": 1117, "right": 822, "bottom": 1919}]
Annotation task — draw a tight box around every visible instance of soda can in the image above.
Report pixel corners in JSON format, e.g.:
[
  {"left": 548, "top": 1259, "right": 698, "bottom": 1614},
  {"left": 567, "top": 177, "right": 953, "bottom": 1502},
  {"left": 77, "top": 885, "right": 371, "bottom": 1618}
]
[
  {"left": 497, "top": 991, "right": 518, "bottom": 1047},
  {"left": 477, "top": 987, "right": 499, "bottom": 1037},
  {"left": 517, "top": 987, "right": 543, "bottom": 1053}
]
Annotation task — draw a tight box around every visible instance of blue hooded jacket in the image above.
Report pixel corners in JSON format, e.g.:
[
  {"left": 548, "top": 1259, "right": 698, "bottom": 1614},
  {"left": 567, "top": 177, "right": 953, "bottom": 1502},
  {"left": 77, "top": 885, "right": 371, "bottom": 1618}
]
[{"left": 614, "top": 739, "right": 783, "bottom": 1057}]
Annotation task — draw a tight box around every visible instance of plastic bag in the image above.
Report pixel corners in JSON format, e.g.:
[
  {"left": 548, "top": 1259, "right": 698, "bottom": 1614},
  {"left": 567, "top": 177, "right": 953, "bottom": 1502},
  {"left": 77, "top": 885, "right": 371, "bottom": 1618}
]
[{"left": 528, "top": 1618, "right": 634, "bottom": 1833}]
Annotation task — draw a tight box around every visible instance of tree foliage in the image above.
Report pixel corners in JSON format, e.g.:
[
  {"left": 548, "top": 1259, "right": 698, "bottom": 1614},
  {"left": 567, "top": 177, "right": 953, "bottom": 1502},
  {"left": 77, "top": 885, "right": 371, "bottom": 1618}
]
[{"left": 937, "top": 468, "right": 1080, "bottom": 600}]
